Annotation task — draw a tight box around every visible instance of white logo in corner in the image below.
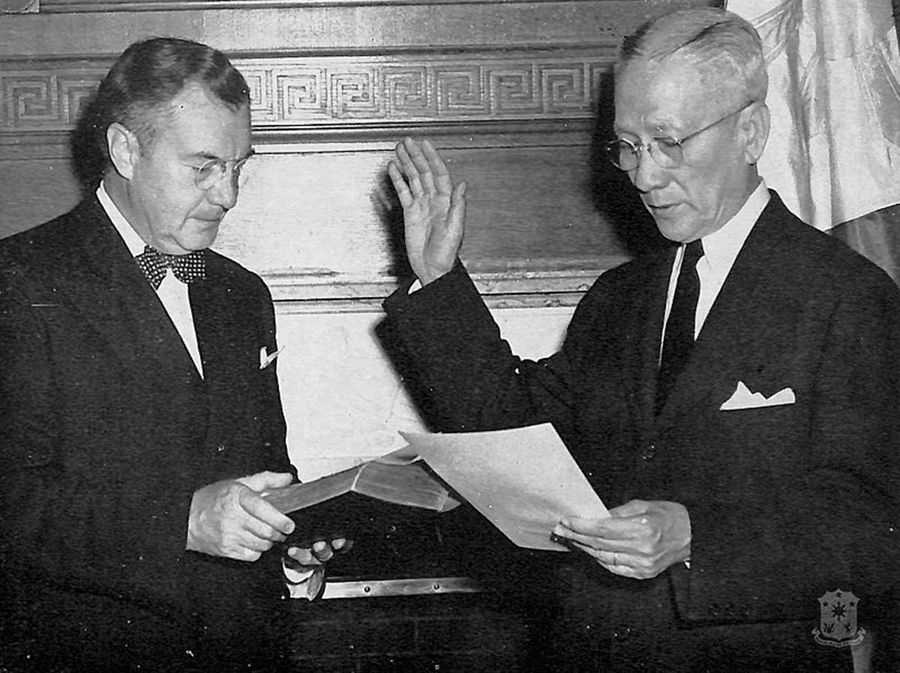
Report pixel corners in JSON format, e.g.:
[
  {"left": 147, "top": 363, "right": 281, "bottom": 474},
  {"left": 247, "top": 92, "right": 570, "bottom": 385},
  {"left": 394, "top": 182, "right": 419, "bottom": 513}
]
[{"left": 812, "top": 589, "right": 866, "bottom": 648}]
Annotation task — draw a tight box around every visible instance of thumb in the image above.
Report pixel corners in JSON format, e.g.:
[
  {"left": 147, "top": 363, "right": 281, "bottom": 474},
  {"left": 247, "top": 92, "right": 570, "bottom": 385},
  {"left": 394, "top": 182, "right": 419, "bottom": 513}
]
[
  {"left": 608, "top": 499, "right": 650, "bottom": 518},
  {"left": 238, "top": 470, "right": 295, "bottom": 493}
]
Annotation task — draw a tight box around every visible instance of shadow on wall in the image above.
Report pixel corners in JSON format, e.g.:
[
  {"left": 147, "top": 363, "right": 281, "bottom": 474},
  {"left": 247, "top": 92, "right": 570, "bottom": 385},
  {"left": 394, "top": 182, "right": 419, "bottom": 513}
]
[
  {"left": 371, "top": 168, "right": 414, "bottom": 279},
  {"left": 588, "top": 69, "right": 670, "bottom": 259},
  {"left": 70, "top": 91, "right": 106, "bottom": 200}
]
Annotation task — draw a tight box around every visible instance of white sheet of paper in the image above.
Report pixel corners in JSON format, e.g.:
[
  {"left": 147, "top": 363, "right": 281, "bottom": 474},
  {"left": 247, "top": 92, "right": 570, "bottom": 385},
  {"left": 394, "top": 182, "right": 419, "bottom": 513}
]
[{"left": 398, "top": 423, "right": 608, "bottom": 551}]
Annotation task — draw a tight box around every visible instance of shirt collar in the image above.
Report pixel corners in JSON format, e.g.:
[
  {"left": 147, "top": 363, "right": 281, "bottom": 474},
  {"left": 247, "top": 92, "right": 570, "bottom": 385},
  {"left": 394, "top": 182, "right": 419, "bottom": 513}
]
[
  {"left": 96, "top": 181, "right": 148, "bottom": 258},
  {"left": 698, "top": 180, "right": 770, "bottom": 274}
]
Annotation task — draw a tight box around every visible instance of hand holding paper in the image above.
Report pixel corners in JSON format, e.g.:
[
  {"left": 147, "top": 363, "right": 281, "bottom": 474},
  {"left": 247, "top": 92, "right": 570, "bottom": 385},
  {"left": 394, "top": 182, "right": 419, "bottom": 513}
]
[
  {"left": 553, "top": 499, "right": 691, "bottom": 579},
  {"left": 264, "top": 423, "right": 607, "bottom": 553},
  {"left": 400, "top": 423, "right": 608, "bottom": 551}
]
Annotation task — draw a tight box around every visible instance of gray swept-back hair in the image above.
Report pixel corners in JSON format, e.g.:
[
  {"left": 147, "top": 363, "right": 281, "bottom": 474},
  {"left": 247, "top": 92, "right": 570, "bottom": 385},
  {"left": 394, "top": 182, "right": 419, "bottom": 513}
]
[{"left": 617, "top": 7, "right": 767, "bottom": 103}]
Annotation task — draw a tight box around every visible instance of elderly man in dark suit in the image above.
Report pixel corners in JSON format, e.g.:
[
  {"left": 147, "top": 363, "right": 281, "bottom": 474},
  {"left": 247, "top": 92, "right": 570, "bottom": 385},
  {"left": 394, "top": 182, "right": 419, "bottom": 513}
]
[
  {"left": 0, "top": 38, "right": 343, "bottom": 672},
  {"left": 383, "top": 7, "right": 900, "bottom": 672}
]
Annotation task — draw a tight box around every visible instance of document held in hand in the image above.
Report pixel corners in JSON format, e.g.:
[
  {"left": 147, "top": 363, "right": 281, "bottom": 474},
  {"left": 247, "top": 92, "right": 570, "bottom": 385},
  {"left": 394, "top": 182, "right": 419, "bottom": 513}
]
[
  {"left": 398, "top": 423, "right": 608, "bottom": 551},
  {"left": 264, "top": 423, "right": 607, "bottom": 552}
]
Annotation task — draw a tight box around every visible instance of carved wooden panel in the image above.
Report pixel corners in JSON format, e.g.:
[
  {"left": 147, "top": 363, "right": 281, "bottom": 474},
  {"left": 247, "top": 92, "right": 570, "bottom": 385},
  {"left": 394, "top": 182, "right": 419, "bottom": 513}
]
[
  {"left": 1, "top": 52, "right": 607, "bottom": 139},
  {"left": 1, "top": 65, "right": 105, "bottom": 132}
]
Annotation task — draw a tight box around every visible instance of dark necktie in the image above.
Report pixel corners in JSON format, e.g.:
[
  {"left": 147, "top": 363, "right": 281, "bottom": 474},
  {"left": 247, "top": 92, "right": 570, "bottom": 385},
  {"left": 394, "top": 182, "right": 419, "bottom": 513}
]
[
  {"left": 135, "top": 245, "right": 207, "bottom": 290},
  {"left": 656, "top": 239, "right": 704, "bottom": 414}
]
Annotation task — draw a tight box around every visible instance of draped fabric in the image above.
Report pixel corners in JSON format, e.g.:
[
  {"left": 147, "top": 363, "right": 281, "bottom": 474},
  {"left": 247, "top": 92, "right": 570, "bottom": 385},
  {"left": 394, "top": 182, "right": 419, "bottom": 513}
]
[
  {"left": 727, "top": 0, "right": 900, "bottom": 229},
  {"left": 727, "top": 0, "right": 900, "bottom": 284}
]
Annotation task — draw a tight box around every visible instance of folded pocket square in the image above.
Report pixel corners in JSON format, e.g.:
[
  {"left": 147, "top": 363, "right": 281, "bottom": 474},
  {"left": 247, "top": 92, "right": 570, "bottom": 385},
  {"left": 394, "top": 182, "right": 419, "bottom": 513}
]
[
  {"left": 719, "top": 381, "right": 795, "bottom": 411},
  {"left": 259, "top": 345, "right": 284, "bottom": 370}
]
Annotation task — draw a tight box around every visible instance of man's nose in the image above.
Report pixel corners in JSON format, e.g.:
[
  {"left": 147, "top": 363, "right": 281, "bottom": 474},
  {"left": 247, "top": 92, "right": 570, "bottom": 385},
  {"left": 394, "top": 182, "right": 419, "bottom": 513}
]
[
  {"left": 207, "top": 171, "right": 239, "bottom": 210},
  {"left": 629, "top": 146, "right": 668, "bottom": 193}
]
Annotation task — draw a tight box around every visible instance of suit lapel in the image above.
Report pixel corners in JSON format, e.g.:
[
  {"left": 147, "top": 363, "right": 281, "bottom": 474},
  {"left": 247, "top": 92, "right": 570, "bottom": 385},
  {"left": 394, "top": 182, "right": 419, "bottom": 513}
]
[
  {"left": 620, "top": 248, "right": 675, "bottom": 441},
  {"left": 61, "top": 198, "right": 203, "bottom": 390},
  {"left": 654, "top": 195, "right": 793, "bottom": 430},
  {"left": 190, "top": 256, "right": 256, "bottom": 447}
]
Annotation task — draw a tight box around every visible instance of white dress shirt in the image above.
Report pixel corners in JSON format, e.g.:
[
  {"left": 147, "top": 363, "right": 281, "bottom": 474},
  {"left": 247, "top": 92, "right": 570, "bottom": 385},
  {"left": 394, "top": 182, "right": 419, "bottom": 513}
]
[
  {"left": 97, "top": 183, "right": 204, "bottom": 377},
  {"left": 662, "top": 180, "right": 771, "bottom": 351}
]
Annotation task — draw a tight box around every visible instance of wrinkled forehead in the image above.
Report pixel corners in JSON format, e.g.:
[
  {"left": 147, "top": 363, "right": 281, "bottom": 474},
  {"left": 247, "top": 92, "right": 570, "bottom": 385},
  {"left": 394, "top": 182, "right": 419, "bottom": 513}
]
[{"left": 613, "top": 55, "right": 740, "bottom": 135}]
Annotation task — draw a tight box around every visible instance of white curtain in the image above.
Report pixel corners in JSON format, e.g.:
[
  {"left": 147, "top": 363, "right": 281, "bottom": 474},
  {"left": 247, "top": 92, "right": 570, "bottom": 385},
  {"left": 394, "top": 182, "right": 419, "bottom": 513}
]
[{"left": 727, "top": 0, "right": 900, "bottom": 232}]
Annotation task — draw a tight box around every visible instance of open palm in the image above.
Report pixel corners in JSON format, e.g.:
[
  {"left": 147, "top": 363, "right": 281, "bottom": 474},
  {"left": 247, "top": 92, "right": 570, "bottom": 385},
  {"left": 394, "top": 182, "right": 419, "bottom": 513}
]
[{"left": 388, "top": 138, "right": 467, "bottom": 285}]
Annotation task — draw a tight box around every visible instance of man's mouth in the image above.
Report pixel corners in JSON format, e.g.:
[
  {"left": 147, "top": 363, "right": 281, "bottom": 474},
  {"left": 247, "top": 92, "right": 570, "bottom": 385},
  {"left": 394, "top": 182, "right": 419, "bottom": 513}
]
[
  {"left": 192, "top": 216, "right": 223, "bottom": 225},
  {"left": 644, "top": 201, "right": 679, "bottom": 215}
]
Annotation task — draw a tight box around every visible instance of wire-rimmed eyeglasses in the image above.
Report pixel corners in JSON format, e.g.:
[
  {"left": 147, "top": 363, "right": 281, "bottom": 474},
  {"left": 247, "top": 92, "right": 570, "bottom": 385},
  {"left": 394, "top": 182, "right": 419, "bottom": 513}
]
[
  {"left": 190, "top": 151, "right": 255, "bottom": 190},
  {"left": 605, "top": 101, "right": 755, "bottom": 172}
]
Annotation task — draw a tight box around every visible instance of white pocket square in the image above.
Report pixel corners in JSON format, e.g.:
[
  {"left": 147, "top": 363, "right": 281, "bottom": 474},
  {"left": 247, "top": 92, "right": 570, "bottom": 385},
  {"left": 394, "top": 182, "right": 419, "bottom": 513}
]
[
  {"left": 259, "top": 345, "right": 284, "bottom": 370},
  {"left": 719, "top": 380, "right": 795, "bottom": 410}
]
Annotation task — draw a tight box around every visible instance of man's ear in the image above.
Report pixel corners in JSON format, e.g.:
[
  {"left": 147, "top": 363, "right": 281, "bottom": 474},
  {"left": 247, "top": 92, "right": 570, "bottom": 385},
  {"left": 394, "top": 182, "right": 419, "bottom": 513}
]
[
  {"left": 742, "top": 101, "right": 770, "bottom": 166},
  {"left": 107, "top": 122, "right": 140, "bottom": 180}
]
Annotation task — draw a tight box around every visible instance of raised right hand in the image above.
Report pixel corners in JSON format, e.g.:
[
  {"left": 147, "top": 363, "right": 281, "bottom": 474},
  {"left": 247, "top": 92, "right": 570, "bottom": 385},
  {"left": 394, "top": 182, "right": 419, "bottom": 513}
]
[
  {"left": 186, "top": 470, "right": 296, "bottom": 562},
  {"left": 387, "top": 137, "right": 467, "bottom": 285}
]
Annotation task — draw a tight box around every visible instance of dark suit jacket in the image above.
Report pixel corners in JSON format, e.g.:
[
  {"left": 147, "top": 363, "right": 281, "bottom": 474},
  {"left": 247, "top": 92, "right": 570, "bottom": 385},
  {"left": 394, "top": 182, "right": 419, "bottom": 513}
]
[
  {"left": 0, "top": 197, "right": 295, "bottom": 671},
  {"left": 383, "top": 193, "right": 900, "bottom": 671}
]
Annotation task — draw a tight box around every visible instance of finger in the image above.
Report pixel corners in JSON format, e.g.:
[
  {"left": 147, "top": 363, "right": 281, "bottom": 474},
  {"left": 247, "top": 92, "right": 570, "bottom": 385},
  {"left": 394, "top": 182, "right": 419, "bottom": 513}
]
[
  {"left": 239, "top": 514, "right": 286, "bottom": 548},
  {"left": 238, "top": 470, "right": 294, "bottom": 493},
  {"left": 240, "top": 529, "right": 278, "bottom": 553},
  {"left": 286, "top": 546, "right": 322, "bottom": 566},
  {"left": 311, "top": 540, "right": 334, "bottom": 563},
  {"left": 557, "top": 516, "right": 638, "bottom": 539},
  {"left": 569, "top": 540, "right": 628, "bottom": 568},
  {"left": 404, "top": 138, "right": 436, "bottom": 194},
  {"left": 569, "top": 542, "right": 645, "bottom": 577},
  {"left": 387, "top": 162, "right": 413, "bottom": 209},
  {"left": 233, "top": 547, "right": 262, "bottom": 562},
  {"left": 331, "top": 537, "right": 348, "bottom": 551},
  {"left": 553, "top": 525, "right": 640, "bottom": 553},
  {"left": 608, "top": 499, "right": 650, "bottom": 518},
  {"left": 448, "top": 181, "right": 467, "bottom": 237},
  {"left": 395, "top": 141, "right": 424, "bottom": 198},
  {"left": 568, "top": 539, "right": 603, "bottom": 560},
  {"left": 421, "top": 139, "right": 451, "bottom": 194},
  {"left": 239, "top": 490, "right": 295, "bottom": 537}
]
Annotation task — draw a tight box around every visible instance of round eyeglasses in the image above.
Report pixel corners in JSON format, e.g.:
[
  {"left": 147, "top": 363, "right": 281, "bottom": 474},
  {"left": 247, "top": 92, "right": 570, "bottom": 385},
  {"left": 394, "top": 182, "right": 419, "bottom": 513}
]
[
  {"left": 190, "top": 153, "right": 254, "bottom": 190},
  {"left": 605, "top": 101, "right": 755, "bottom": 172}
]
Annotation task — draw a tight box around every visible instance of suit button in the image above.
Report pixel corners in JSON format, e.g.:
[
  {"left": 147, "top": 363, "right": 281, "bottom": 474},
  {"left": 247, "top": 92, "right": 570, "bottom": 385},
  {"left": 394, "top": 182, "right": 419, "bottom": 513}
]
[{"left": 641, "top": 442, "right": 657, "bottom": 461}]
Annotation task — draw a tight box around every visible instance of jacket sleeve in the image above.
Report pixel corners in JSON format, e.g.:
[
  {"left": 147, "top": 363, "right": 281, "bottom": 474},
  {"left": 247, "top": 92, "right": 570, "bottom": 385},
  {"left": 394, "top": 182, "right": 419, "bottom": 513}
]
[{"left": 382, "top": 262, "right": 609, "bottom": 437}]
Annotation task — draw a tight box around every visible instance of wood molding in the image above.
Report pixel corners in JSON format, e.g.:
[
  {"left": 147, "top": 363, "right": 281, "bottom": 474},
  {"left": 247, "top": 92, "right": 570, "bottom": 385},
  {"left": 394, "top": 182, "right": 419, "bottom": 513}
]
[
  {"left": 241, "top": 51, "right": 612, "bottom": 127},
  {"left": 0, "top": 0, "right": 38, "bottom": 12},
  {"left": 269, "top": 266, "right": 625, "bottom": 312},
  {"left": 0, "top": 2, "right": 710, "bottom": 56},
  {"left": 1, "top": 51, "right": 612, "bottom": 139}
]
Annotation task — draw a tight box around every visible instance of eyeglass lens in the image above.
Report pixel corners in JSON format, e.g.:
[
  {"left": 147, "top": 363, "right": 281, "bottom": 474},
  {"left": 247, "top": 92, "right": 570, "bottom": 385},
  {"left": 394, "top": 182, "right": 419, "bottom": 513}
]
[
  {"left": 606, "top": 139, "right": 684, "bottom": 171},
  {"left": 195, "top": 157, "right": 249, "bottom": 189}
]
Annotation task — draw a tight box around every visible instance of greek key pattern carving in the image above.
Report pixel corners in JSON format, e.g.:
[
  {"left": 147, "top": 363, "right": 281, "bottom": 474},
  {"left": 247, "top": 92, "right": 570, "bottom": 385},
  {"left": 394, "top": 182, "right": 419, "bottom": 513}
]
[
  {"left": 2, "top": 54, "right": 610, "bottom": 132},
  {"left": 1, "top": 70, "right": 104, "bottom": 129}
]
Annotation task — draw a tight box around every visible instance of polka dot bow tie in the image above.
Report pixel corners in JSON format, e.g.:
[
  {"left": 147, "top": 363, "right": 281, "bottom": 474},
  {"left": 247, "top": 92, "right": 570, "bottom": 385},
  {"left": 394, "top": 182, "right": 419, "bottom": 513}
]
[{"left": 135, "top": 245, "right": 207, "bottom": 290}]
